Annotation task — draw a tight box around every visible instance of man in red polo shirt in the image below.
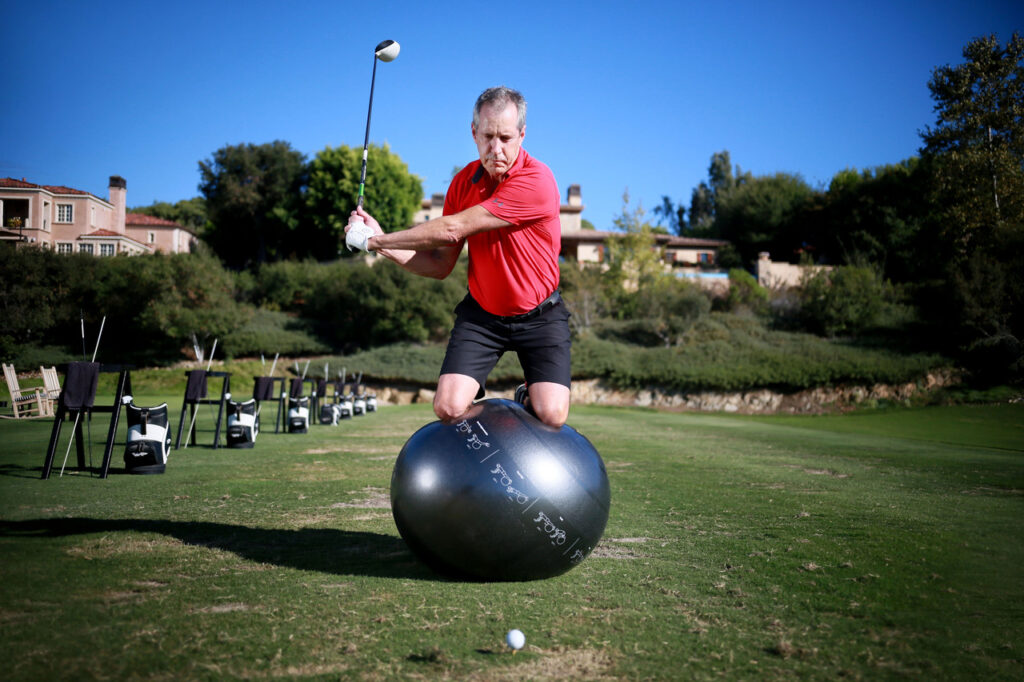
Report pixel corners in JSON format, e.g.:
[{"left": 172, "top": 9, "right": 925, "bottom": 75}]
[{"left": 344, "top": 86, "right": 571, "bottom": 428}]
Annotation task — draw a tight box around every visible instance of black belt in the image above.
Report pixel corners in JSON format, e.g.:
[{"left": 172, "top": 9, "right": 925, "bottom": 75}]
[{"left": 495, "top": 290, "right": 561, "bottom": 323}]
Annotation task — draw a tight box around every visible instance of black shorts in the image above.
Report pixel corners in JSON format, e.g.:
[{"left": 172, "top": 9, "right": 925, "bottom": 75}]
[{"left": 440, "top": 291, "right": 572, "bottom": 397}]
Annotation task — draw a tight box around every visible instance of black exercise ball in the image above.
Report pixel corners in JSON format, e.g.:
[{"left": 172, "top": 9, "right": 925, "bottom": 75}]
[{"left": 390, "top": 399, "right": 610, "bottom": 581}]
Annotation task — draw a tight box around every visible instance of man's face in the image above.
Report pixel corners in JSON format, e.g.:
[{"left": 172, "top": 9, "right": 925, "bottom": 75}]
[{"left": 472, "top": 101, "right": 525, "bottom": 178}]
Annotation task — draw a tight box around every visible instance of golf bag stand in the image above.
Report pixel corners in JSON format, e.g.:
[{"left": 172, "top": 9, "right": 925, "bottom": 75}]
[
  {"left": 42, "top": 362, "right": 133, "bottom": 480},
  {"left": 175, "top": 370, "right": 231, "bottom": 449}
]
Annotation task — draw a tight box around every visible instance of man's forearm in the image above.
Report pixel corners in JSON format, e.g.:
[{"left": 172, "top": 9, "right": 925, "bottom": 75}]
[
  {"left": 369, "top": 214, "right": 466, "bottom": 252},
  {"left": 376, "top": 243, "right": 462, "bottom": 279}
]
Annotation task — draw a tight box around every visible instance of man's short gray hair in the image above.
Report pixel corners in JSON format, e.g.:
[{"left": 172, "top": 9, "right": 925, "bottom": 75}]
[{"left": 473, "top": 86, "right": 527, "bottom": 131}]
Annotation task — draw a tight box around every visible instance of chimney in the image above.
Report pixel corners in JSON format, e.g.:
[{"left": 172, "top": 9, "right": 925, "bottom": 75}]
[
  {"left": 109, "top": 175, "right": 127, "bottom": 234},
  {"left": 567, "top": 184, "right": 582, "bottom": 207}
]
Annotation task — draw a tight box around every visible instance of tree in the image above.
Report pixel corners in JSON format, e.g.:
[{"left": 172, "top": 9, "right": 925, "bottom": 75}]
[
  {"left": 714, "top": 172, "right": 815, "bottom": 267},
  {"left": 559, "top": 260, "right": 609, "bottom": 338},
  {"left": 653, "top": 196, "right": 686, "bottom": 235},
  {"left": 604, "top": 191, "right": 667, "bottom": 318},
  {"left": 921, "top": 32, "right": 1024, "bottom": 246},
  {"left": 918, "top": 33, "right": 1024, "bottom": 380},
  {"left": 199, "top": 141, "right": 308, "bottom": 268},
  {"left": 687, "top": 150, "right": 752, "bottom": 236},
  {"left": 810, "top": 159, "right": 934, "bottom": 281},
  {"left": 688, "top": 182, "right": 714, "bottom": 233},
  {"left": 304, "top": 143, "right": 423, "bottom": 257}
]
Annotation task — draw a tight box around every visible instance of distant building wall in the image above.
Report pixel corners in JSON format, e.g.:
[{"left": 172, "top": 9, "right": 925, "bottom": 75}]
[{"left": 756, "top": 252, "right": 831, "bottom": 288}]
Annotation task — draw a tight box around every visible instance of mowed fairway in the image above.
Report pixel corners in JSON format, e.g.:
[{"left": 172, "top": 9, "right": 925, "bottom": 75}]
[{"left": 1, "top": 401, "right": 1022, "bottom": 680}]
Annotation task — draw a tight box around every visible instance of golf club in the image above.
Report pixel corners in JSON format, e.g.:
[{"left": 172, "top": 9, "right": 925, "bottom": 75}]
[{"left": 348, "top": 39, "right": 400, "bottom": 247}]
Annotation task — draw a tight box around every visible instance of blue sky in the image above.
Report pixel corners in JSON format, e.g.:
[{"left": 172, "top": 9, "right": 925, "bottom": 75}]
[{"left": 2, "top": 1, "right": 1020, "bottom": 231}]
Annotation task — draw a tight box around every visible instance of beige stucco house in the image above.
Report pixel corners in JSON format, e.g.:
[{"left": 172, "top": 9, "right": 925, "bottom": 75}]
[{"left": 0, "top": 175, "right": 196, "bottom": 255}]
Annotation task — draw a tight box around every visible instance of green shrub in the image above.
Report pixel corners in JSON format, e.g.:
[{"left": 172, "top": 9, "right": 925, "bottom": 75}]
[
  {"left": 723, "top": 268, "right": 769, "bottom": 314},
  {"left": 798, "top": 265, "right": 893, "bottom": 337},
  {"left": 302, "top": 260, "right": 465, "bottom": 351},
  {"left": 251, "top": 260, "right": 336, "bottom": 311},
  {"left": 573, "top": 313, "right": 946, "bottom": 392},
  {"left": 221, "top": 309, "right": 330, "bottom": 358}
]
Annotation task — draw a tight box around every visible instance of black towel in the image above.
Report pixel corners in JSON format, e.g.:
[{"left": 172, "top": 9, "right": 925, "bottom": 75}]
[
  {"left": 289, "top": 378, "right": 305, "bottom": 398},
  {"left": 63, "top": 362, "right": 99, "bottom": 409},
  {"left": 185, "top": 370, "right": 208, "bottom": 401},
  {"left": 253, "top": 376, "right": 274, "bottom": 402},
  {"left": 315, "top": 379, "right": 327, "bottom": 397}
]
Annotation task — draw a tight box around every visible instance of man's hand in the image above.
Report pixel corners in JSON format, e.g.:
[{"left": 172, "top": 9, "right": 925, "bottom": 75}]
[
  {"left": 345, "top": 219, "right": 375, "bottom": 252},
  {"left": 344, "top": 208, "right": 382, "bottom": 252}
]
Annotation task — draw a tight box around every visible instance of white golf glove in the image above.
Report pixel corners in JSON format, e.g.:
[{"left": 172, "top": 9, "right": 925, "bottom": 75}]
[{"left": 345, "top": 218, "right": 375, "bottom": 252}]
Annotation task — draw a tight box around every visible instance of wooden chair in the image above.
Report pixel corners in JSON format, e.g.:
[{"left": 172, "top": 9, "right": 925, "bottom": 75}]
[
  {"left": 40, "top": 366, "right": 61, "bottom": 416},
  {"left": 2, "top": 363, "right": 48, "bottom": 418}
]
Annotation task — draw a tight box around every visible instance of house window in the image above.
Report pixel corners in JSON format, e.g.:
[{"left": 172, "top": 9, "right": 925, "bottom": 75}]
[
  {"left": 148, "top": 231, "right": 156, "bottom": 244},
  {"left": 699, "top": 252, "right": 711, "bottom": 264},
  {"left": 79, "top": 243, "right": 94, "bottom": 255},
  {"left": 100, "top": 244, "right": 115, "bottom": 256},
  {"left": 57, "top": 242, "right": 73, "bottom": 254},
  {"left": 57, "top": 204, "right": 74, "bottom": 223}
]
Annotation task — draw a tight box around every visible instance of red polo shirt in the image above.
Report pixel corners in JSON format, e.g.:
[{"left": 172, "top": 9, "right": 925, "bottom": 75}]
[{"left": 443, "top": 149, "right": 561, "bottom": 316}]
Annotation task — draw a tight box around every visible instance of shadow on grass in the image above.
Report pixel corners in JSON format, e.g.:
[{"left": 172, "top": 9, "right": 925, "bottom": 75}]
[{"left": 0, "top": 517, "right": 438, "bottom": 581}]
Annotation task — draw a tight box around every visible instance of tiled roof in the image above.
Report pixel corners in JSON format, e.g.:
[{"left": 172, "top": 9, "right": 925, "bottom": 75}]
[
  {"left": 126, "top": 212, "right": 180, "bottom": 227},
  {"left": 80, "top": 230, "right": 151, "bottom": 250},
  {"left": 0, "top": 177, "right": 40, "bottom": 189},
  {"left": 1, "top": 177, "right": 93, "bottom": 196},
  {"left": 560, "top": 229, "right": 728, "bottom": 248},
  {"left": 43, "top": 185, "right": 90, "bottom": 195}
]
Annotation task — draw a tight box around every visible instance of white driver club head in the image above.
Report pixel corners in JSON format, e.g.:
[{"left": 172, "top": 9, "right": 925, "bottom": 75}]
[{"left": 375, "top": 39, "right": 400, "bottom": 62}]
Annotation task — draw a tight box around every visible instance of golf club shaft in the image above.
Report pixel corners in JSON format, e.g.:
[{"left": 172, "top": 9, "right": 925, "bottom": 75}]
[{"left": 356, "top": 53, "right": 380, "bottom": 210}]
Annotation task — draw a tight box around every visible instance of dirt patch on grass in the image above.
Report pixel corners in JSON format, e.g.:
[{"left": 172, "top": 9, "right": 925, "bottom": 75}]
[
  {"left": 604, "top": 461, "right": 634, "bottom": 470},
  {"left": 961, "top": 485, "right": 1024, "bottom": 496},
  {"left": 803, "top": 468, "right": 850, "bottom": 478},
  {"left": 66, "top": 535, "right": 184, "bottom": 560},
  {"left": 192, "top": 603, "right": 254, "bottom": 614},
  {"left": 591, "top": 537, "right": 651, "bottom": 560},
  {"left": 331, "top": 487, "right": 390, "bottom": 509},
  {"left": 480, "top": 646, "right": 618, "bottom": 680}
]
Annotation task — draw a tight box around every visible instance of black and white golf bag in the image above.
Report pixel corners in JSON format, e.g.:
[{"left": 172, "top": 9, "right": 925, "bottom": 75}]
[
  {"left": 352, "top": 385, "right": 377, "bottom": 414},
  {"left": 336, "top": 389, "right": 354, "bottom": 419},
  {"left": 288, "top": 396, "right": 309, "bottom": 433},
  {"left": 226, "top": 396, "right": 260, "bottom": 448},
  {"left": 123, "top": 401, "right": 172, "bottom": 475},
  {"left": 359, "top": 384, "right": 378, "bottom": 413},
  {"left": 319, "top": 401, "right": 340, "bottom": 425}
]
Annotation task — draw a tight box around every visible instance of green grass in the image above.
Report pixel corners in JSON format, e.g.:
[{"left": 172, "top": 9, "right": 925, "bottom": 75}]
[{"left": 1, "top": 400, "right": 1022, "bottom": 680}]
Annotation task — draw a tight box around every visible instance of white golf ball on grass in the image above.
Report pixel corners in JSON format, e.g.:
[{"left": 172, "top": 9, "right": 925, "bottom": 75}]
[{"left": 506, "top": 628, "right": 526, "bottom": 651}]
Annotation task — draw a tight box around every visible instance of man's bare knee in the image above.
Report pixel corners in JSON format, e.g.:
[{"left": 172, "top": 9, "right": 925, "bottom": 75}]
[
  {"left": 531, "top": 401, "right": 569, "bottom": 429},
  {"left": 433, "top": 394, "right": 471, "bottom": 423},
  {"left": 526, "top": 382, "right": 570, "bottom": 429}
]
